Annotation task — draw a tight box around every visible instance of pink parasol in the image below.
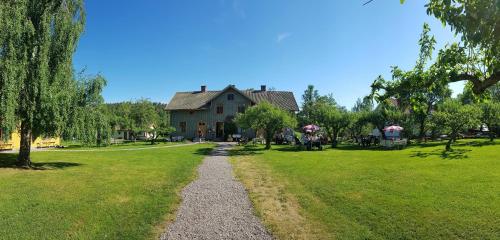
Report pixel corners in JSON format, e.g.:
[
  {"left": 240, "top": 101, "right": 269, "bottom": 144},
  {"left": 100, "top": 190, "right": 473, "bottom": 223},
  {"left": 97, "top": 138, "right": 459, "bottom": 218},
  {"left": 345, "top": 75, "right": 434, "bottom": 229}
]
[
  {"left": 384, "top": 125, "right": 404, "bottom": 131},
  {"left": 303, "top": 124, "right": 320, "bottom": 132}
]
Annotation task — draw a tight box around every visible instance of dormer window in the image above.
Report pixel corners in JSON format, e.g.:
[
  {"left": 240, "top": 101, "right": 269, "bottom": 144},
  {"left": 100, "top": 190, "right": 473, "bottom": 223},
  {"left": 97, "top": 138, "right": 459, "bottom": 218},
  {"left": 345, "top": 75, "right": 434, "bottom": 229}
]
[{"left": 227, "top": 94, "right": 234, "bottom": 101}]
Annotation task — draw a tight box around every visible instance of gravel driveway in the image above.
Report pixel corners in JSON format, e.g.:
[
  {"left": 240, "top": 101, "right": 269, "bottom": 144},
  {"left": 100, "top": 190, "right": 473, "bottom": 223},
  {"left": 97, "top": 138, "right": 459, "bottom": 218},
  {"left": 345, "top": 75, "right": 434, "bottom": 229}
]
[{"left": 161, "top": 143, "right": 272, "bottom": 240}]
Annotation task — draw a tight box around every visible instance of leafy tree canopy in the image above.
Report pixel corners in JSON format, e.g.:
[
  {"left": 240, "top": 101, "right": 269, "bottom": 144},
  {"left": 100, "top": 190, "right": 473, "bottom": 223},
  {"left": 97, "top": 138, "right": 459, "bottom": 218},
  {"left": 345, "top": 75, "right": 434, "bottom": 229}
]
[
  {"left": 0, "top": 0, "right": 86, "bottom": 167},
  {"left": 236, "top": 101, "right": 297, "bottom": 149},
  {"left": 431, "top": 99, "right": 482, "bottom": 150},
  {"left": 372, "top": 24, "right": 452, "bottom": 139},
  {"left": 423, "top": 0, "right": 499, "bottom": 94},
  {"left": 63, "top": 73, "right": 110, "bottom": 146},
  {"left": 479, "top": 101, "right": 500, "bottom": 141},
  {"left": 298, "top": 85, "right": 320, "bottom": 126},
  {"left": 311, "top": 101, "right": 350, "bottom": 147}
]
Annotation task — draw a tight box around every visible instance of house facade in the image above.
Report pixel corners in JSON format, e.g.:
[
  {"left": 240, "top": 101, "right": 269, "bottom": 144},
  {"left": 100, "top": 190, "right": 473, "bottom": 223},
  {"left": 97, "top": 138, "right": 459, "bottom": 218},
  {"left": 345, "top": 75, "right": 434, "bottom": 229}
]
[
  {"left": 0, "top": 129, "right": 61, "bottom": 151},
  {"left": 165, "top": 85, "right": 299, "bottom": 140}
]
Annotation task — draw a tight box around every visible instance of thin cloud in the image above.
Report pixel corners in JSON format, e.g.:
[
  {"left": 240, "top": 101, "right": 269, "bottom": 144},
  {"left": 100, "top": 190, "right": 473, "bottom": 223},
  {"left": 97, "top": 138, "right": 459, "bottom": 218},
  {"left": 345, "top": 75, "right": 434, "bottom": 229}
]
[
  {"left": 276, "top": 32, "right": 292, "bottom": 43},
  {"left": 232, "top": 0, "right": 246, "bottom": 19}
]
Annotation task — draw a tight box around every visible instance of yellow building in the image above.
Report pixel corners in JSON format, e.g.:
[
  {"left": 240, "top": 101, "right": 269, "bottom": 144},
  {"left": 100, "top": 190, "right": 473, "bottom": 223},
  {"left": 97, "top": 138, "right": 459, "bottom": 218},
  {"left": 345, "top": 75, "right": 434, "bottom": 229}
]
[{"left": 0, "top": 129, "right": 60, "bottom": 151}]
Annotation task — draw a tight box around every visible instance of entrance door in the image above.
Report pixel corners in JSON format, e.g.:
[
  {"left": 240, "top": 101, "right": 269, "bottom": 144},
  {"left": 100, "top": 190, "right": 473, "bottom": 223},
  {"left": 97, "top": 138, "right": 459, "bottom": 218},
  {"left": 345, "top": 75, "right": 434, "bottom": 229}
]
[
  {"left": 198, "top": 122, "right": 207, "bottom": 137},
  {"left": 216, "top": 122, "right": 224, "bottom": 138}
]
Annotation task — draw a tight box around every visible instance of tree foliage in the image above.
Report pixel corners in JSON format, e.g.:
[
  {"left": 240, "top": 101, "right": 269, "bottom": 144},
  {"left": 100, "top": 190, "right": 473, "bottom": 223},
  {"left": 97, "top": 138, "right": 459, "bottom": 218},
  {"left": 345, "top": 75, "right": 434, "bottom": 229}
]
[
  {"left": 352, "top": 96, "right": 373, "bottom": 112},
  {"left": 311, "top": 101, "right": 350, "bottom": 147},
  {"left": 105, "top": 100, "right": 172, "bottom": 143},
  {"left": 431, "top": 99, "right": 482, "bottom": 151},
  {"left": 425, "top": 0, "right": 499, "bottom": 94},
  {"left": 0, "top": 0, "right": 86, "bottom": 167},
  {"left": 372, "top": 24, "right": 452, "bottom": 139},
  {"left": 365, "top": 100, "right": 404, "bottom": 138},
  {"left": 236, "top": 101, "right": 297, "bottom": 149},
  {"left": 297, "top": 85, "right": 320, "bottom": 126},
  {"left": 64, "top": 73, "right": 110, "bottom": 146},
  {"left": 480, "top": 101, "right": 500, "bottom": 141}
]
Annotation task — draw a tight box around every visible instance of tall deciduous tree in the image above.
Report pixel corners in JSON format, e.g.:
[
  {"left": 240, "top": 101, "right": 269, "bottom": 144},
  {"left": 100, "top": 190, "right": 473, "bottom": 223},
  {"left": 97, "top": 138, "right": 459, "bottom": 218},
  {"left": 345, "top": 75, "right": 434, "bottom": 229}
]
[
  {"left": 372, "top": 24, "right": 451, "bottom": 140},
  {"left": 312, "top": 102, "right": 350, "bottom": 147},
  {"left": 131, "top": 99, "right": 159, "bottom": 134},
  {"left": 236, "top": 101, "right": 297, "bottom": 149},
  {"left": 431, "top": 99, "right": 482, "bottom": 151},
  {"left": 298, "top": 85, "right": 320, "bottom": 126},
  {"left": 64, "top": 73, "right": 110, "bottom": 146},
  {"left": 0, "top": 0, "right": 85, "bottom": 167}
]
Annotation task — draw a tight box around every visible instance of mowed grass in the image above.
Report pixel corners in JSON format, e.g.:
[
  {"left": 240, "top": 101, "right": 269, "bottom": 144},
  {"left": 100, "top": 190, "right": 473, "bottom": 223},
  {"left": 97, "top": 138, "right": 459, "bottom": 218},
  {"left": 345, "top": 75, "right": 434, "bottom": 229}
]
[
  {"left": 0, "top": 143, "right": 213, "bottom": 239},
  {"left": 231, "top": 140, "right": 500, "bottom": 239}
]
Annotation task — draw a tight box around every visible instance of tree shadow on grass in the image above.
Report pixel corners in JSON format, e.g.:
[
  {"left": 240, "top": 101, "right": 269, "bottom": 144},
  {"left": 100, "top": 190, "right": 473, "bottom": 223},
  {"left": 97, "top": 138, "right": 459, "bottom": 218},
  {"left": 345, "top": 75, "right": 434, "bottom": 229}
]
[
  {"left": 275, "top": 146, "right": 303, "bottom": 152},
  {"left": 413, "top": 139, "right": 498, "bottom": 149},
  {"left": 410, "top": 149, "right": 471, "bottom": 160},
  {"left": 193, "top": 147, "right": 214, "bottom": 156},
  {"left": 454, "top": 140, "right": 498, "bottom": 147},
  {"left": 0, "top": 153, "right": 82, "bottom": 170},
  {"left": 229, "top": 145, "right": 264, "bottom": 156},
  {"left": 335, "top": 144, "right": 390, "bottom": 151}
]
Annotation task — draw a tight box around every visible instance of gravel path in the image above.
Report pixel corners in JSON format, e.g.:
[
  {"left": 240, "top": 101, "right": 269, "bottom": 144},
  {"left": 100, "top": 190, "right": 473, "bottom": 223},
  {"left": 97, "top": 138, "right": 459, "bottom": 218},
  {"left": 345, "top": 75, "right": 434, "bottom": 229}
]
[{"left": 161, "top": 143, "right": 272, "bottom": 240}]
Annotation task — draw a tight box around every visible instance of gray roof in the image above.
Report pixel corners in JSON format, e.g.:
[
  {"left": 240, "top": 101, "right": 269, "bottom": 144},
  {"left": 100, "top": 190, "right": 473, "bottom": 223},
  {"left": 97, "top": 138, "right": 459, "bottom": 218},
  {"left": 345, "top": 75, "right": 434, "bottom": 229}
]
[{"left": 166, "top": 85, "right": 299, "bottom": 111}]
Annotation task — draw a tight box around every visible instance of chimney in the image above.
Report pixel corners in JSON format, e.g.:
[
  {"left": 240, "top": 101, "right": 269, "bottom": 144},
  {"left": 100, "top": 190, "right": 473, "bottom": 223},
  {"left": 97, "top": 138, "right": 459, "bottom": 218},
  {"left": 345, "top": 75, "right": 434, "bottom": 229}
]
[
  {"left": 261, "top": 85, "right": 267, "bottom": 91},
  {"left": 201, "top": 85, "right": 207, "bottom": 92}
]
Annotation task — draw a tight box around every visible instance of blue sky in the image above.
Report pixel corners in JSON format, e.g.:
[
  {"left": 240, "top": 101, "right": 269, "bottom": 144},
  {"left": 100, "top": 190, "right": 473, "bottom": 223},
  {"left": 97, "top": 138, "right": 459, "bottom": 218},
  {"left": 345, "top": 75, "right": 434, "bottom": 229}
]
[{"left": 73, "top": 0, "right": 462, "bottom": 109}]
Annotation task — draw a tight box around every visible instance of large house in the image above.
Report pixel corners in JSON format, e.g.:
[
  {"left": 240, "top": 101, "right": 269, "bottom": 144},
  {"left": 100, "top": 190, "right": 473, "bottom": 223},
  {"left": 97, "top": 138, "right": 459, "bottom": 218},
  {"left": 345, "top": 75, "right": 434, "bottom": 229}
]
[{"left": 166, "top": 85, "right": 299, "bottom": 140}]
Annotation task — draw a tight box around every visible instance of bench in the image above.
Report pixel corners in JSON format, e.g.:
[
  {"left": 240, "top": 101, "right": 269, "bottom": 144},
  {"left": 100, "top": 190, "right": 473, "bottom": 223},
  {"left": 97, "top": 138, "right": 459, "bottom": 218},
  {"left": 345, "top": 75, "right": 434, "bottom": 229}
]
[
  {"left": 0, "top": 143, "right": 13, "bottom": 151},
  {"left": 36, "top": 141, "right": 56, "bottom": 149}
]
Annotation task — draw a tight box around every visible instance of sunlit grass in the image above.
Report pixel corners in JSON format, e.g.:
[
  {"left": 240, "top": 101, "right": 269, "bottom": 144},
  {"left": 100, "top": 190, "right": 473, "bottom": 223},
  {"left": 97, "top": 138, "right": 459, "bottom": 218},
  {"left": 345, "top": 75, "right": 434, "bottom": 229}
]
[
  {"left": 0, "top": 144, "right": 213, "bottom": 239},
  {"left": 231, "top": 139, "right": 500, "bottom": 239}
]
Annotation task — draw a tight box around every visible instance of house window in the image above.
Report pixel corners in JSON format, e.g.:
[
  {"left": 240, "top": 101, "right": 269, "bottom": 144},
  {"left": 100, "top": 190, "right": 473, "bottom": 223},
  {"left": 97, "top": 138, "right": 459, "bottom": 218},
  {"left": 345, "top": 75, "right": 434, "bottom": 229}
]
[
  {"left": 238, "top": 104, "right": 246, "bottom": 113},
  {"left": 216, "top": 104, "right": 224, "bottom": 114},
  {"left": 227, "top": 94, "right": 235, "bottom": 101},
  {"left": 180, "top": 122, "right": 186, "bottom": 133}
]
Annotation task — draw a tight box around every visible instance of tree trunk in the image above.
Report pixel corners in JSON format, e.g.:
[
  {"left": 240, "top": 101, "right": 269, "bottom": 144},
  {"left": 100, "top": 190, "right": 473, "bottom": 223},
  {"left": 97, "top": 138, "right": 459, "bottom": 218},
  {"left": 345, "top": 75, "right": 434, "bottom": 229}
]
[
  {"left": 17, "top": 121, "right": 32, "bottom": 168},
  {"left": 379, "top": 127, "right": 386, "bottom": 140},
  {"left": 490, "top": 132, "right": 495, "bottom": 142},
  {"left": 331, "top": 131, "right": 339, "bottom": 148},
  {"left": 418, "top": 118, "right": 426, "bottom": 141},
  {"left": 446, "top": 133, "right": 455, "bottom": 151},
  {"left": 97, "top": 129, "right": 102, "bottom": 147},
  {"left": 265, "top": 131, "right": 272, "bottom": 150}
]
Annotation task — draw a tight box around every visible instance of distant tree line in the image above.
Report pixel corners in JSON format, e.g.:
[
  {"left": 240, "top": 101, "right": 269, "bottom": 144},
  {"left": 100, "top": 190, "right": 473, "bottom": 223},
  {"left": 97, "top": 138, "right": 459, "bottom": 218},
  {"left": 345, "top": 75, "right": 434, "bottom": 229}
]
[{"left": 105, "top": 100, "right": 174, "bottom": 144}]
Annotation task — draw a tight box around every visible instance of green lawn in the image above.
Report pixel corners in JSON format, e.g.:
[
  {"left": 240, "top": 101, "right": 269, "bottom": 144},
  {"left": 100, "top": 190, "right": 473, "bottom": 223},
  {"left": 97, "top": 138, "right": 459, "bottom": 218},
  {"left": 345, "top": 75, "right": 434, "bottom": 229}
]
[
  {"left": 0, "top": 144, "right": 213, "bottom": 239},
  {"left": 231, "top": 140, "right": 500, "bottom": 239}
]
